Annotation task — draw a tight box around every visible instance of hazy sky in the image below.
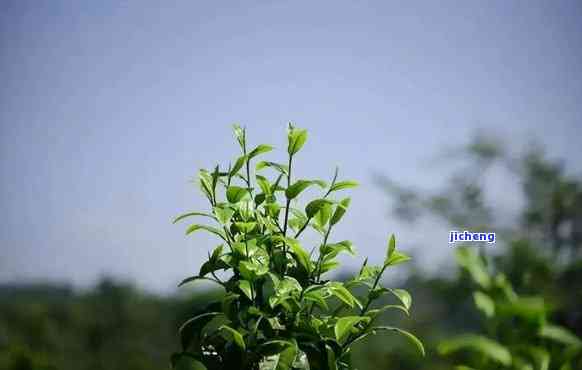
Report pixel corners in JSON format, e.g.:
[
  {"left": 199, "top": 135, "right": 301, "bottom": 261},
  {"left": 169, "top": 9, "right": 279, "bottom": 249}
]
[{"left": 1, "top": 1, "right": 581, "bottom": 293}]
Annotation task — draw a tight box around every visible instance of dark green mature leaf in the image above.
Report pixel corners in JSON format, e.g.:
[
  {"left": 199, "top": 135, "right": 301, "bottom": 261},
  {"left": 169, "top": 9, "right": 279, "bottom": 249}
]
[
  {"left": 219, "top": 325, "right": 246, "bottom": 349},
  {"left": 314, "top": 203, "right": 333, "bottom": 228},
  {"left": 329, "top": 181, "right": 359, "bottom": 193},
  {"left": 439, "top": 334, "right": 510, "bottom": 365},
  {"left": 287, "top": 126, "right": 308, "bottom": 155},
  {"left": 238, "top": 280, "right": 254, "bottom": 300},
  {"left": 306, "top": 199, "right": 334, "bottom": 218},
  {"left": 248, "top": 144, "right": 274, "bottom": 159},
  {"left": 320, "top": 240, "right": 355, "bottom": 259},
  {"left": 179, "top": 312, "right": 222, "bottom": 351},
  {"left": 256, "top": 161, "right": 289, "bottom": 176},
  {"left": 373, "top": 327, "right": 425, "bottom": 357},
  {"left": 173, "top": 212, "right": 216, "bottom": 224},
  {"left": 171, "top": 353, "right": 208, "bottom": 370},
  {"left": 258, "top": 340, "right": 297, "bottom": 370},
  {"left": 286, "top": 180, "right": 326, "bottom": 199},
  {"left": 226, "top": 186, "right": 250, "bottom": 203},
  {"left": 330, "top": 198, "right": 351, "bottom": 225},
  {"left": 335, "top": 316, "right": 368, "bottom": 343},
  {"left": 326, "top": 344, "right": 338, "bottom": 370}
]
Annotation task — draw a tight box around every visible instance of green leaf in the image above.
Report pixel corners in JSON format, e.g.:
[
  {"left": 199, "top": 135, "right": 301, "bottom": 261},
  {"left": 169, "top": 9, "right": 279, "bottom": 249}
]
[
  {"left": 438, "top": 334, "right": 510, "bottom": 365},
  {"left": 384, "top": 251, "right": 411, "bottom": 267},
  {"left": 235, "top": 221, "right": 257, "bottom": 233},
  {"left": 330, "top": 197, "right": 351, "bottom": 225},
  {"left": 320, "top": 241, "right": 355, "bottom": 259},
  {"left": 238, "top": 280, "right": 255, "bottom": 301},
  {"left": 226, "top": 186, "right": 250, "bottom": 203},
  {"left": 539, "top": 325, "right": 582, "bottom": 347},
  {"left": 387, "top": 234, "right": 396, "bottom": 260},
  {"left": 256, "top": 161, "right": 289, "bottom": 176},
  {"left": 248, "top": 144, "right": 274, "bottom": 159},
  {"left": 473, "top": 291, "right": 495, "bottom": 318},
  {"left": 233, "top": 124, "right": 245, "bottom": 148},
  {"left": 213, "top": 205, "right": 235, "bottom": 225},
  {"left": 329, "top": 282, "right": 358, "bottom": 308},
  {"left": 219, "top": 325, "right": 246, "bottom": 349},
  {"left": 179, "top": 312, "right": 221, "bottom": 351},
  {"left": 258, "top": 340, "right": 297, "bottom": 370},
  {"left": 256, "top": 175, "right": 272, "bottom": 195},
  {"left": 329, "top": 180, "right": 359, "bottom": 192},
  {"left": 173, "top": 212, "right": 216, "bottom": 224},
  {"left": 455, "top": 248, "right": 491, "bottom": 288},
  {"left": 285, "top": 180, "right": 326, "bottom": 199},
  {"left": 185, "top": 224, "right": 226, "bottom": 240},
  {"left": 388, "top": 288, "right": 412, "bottom": 310},
  {"left": 314, "top": 202, "right": 333, "bottom": 228},
  {"left": 326, "top": 344, "right": 337, "bottom": 370},
  {"left": 335, "top": 316, "right": 368, "bottom": 343},
  {"left": 373, "top": 326, "right": 425, "bottom": 357},
  {"left": 306, "top": 199, "right": 334, "bottom": 218},
  {"left": 287, "top": 126, "right": 308, "bottom": 155},
  {"left": 171, "top": 353, "right": 208, "bottom": 370},
  {"left": 281, "top": 237, "right": 312, "bottom": 273},
  {"left": 230, "top": 155, "right": 247, "bottom": 177}
]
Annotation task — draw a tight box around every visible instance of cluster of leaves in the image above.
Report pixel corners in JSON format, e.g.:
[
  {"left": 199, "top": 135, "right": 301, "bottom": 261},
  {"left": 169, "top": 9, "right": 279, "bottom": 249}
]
[
  {"left": 439, "top": 247, "right": 582, "bottom": 370},
  {"left": 171, "top": 124, "right": 424, "bottom": 370}
]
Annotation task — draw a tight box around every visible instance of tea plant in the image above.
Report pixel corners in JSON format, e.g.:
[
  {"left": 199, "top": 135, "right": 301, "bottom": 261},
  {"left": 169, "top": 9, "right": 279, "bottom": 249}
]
[
  {"left": 170, "top": 124, "right": 424, "bottom": 370},
  {"left": 439, "top": 247, "right": 582, "bottom": 370}
]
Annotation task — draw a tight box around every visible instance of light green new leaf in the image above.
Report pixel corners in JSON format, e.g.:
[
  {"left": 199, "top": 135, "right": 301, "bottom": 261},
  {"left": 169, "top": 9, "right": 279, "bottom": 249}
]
[
  {"left": 282, "top": 238, "right": 312, "bottom": 273},
  {"left": 235, "top": 221, "right": 257, "bottom": 233},
  {"left": 330, "top": 197, "right": 351, "bottom": 225},
  {"left": 387, "top": 234, "right": 396, "bottom": 260},
  {"left": 373, "top": 326, "right": 425, "bottom": 357},
  {"left": 256, "top": 161, "right": 289, "bottom": 176},
  {"left": 539, "top": 324, "right": 582, "bottom": 347},
  {"left": 173, "top": 212, "right": 216, "bottom": 224},
  {"left": 213, "top": 205, "right": 235, "bottom": 225},
  {"left": 388, "top": 288, "right": 412, "bottom": 310},
  {"left": 287, "top": 127, "right": 308, "bottom": 155},
  {"left": 233, "top": 124, "right": 245, "bottom": 148},
  {"left": 314, "top": 202, "right": 333, "bottom": 228},
  {"left": 329, "top": 282, "right": 359, "bottom": 308},
  {"left": 226, "top": 186, "right": 250, "bottom": 203},
  {"left": 384, "top": 251, "right": 411, "bottom": 267},
  {"left": 248, "top": 144, "right": 274, "bottom": 159},
  {"left": 185, "top": 224, "right": 226, "bottom": 240},
  {"left": 438, "top": 334, "right": 510, "bottom": 365},
  {"left": 256, "top": 175, "right": 272, "bottom": 195},
  {"left": 473, "top": 291, "right": 495, "bottom": 318},
  {"left": 230, "top": 155, "right": 247, "bottom": 177},
  {"left": 335, "top": 316, "right": 368, "bottom": 343},
  {"left": 219, "top": 325, "right": 246, "bottom": 350},
  {"left": 285, "top": 180, "right": 326, "bottom": 199},
  {"left": 329, "top": 180, "right": 359, "bottom": 192}
]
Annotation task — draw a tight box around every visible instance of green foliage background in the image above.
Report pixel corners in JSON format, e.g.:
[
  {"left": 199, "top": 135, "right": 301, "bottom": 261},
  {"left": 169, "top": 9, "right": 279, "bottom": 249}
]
[{"left": 2, "top": 131, "right": 581, "bottom": 370}]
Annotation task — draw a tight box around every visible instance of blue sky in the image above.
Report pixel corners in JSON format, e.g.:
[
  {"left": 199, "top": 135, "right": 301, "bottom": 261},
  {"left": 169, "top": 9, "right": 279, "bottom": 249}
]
[{"left": 1, "top": 1, "right": 581, "bottom": 293}]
